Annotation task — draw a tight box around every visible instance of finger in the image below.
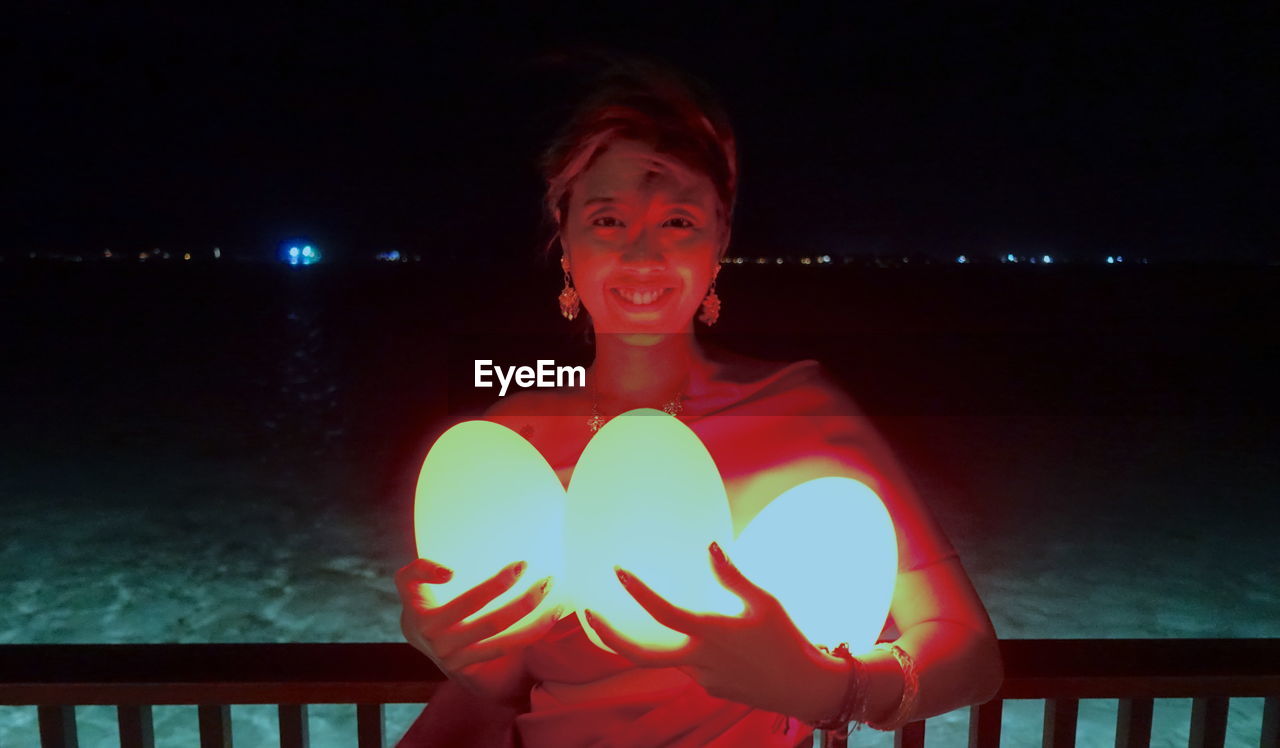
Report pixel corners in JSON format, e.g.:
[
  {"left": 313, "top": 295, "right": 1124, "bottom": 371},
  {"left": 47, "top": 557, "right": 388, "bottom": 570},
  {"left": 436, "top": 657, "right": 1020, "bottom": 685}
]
[
  {"left": 614, "top": 567, "right": 706, "bottom": 634},
  {"left": 443, "top": 604, "right": 562, "bottom": 672},
  {"left": 394, "top": 558, "right": 454, "bottom": 600},
  {"left": 707, "top": 541, "right": 776, "bottom": 610},
  {"left": 433, "top": 560, "right": 527, "bottom": 630},
  {"left": 441, "top": 576, "right": 554, "bottom": 653},
  {"left": 582, "top": 608, "right": 696, "bottom": 668}
]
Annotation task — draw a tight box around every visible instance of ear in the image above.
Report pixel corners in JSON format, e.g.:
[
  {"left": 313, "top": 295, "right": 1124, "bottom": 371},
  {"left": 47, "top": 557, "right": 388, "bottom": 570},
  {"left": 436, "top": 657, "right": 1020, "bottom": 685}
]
[{"left": 719, "top": 225, "right": 733, "bottom": 260}]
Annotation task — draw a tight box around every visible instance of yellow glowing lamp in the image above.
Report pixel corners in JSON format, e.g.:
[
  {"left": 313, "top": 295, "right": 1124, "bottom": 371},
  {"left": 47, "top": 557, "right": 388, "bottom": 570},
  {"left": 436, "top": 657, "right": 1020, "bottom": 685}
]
[
  {"left": 731, "top": 477, "right": 898, "bottom": 654},
  {"left": 413, "top": 420, "right": 565, "bottom": 634},
  {"left": 566, "top": 408, "right": 739, "bottom": 653}
]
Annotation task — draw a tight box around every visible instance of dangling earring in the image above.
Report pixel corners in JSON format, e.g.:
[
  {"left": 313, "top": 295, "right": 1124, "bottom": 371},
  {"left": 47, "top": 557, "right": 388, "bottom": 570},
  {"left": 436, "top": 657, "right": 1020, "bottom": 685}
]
[
  {"left": 558, "top": 254, "right": 580, "bottom": 320},
  {"left": 698, "top": 266, "right": 722, "bottom": 326}
]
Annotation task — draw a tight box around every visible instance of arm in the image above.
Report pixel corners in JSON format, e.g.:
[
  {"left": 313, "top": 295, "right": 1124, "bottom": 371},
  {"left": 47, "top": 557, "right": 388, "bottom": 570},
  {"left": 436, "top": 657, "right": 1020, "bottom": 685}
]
[{"left": 805, "top": 556, "right": 1004, "bottom": 726}]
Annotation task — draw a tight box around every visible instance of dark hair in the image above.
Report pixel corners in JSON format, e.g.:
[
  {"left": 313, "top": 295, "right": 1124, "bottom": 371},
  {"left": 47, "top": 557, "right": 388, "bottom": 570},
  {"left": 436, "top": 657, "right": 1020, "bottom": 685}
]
[{"left": 538, "top": 56, "right": 738, "bottom": 260}]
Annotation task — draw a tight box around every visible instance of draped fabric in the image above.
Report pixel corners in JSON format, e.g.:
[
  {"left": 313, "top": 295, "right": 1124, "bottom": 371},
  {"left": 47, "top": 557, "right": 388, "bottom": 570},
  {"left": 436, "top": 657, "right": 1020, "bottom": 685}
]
[{"left": 398, "top": 358, "right": 958, "bottom": 747}]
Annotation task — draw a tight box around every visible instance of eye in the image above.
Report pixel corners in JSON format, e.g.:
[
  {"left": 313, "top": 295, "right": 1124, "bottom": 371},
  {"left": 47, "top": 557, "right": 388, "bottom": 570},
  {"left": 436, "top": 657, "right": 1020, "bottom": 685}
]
[
  {"left": 592, "top": 216, "right": 623, "bottom": 229},
  {"left": 664, "top": 216, "right": 695, "bottom": 229}
]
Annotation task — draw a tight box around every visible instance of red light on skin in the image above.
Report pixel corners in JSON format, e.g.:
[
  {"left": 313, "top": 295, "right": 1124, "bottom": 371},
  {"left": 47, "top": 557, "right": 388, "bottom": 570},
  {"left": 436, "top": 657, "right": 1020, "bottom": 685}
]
[{"left": 559, "top": 139, "right": 723, "bottom": 344}]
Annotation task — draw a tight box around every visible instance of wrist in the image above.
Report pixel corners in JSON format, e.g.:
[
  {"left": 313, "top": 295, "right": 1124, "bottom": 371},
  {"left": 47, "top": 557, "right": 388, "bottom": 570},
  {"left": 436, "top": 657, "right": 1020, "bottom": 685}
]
[
  {"left": 855, "top": 646, "right": 906, "bottom": 725},
  {"left": 798, "top": 643, "right": 869, "bottom": 736},
  {"left": 803, "top": 648, "right": 857, "bottom": 726},
  {"left": 802, "top": 642, "right": 913, "bottom": 734}
]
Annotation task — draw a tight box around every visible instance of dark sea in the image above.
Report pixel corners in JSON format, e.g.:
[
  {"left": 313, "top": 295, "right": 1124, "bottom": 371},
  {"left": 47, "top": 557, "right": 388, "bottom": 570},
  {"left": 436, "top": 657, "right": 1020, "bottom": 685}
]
[{"left": 2, "top": 261, "right": 1277, "bottom": 746}]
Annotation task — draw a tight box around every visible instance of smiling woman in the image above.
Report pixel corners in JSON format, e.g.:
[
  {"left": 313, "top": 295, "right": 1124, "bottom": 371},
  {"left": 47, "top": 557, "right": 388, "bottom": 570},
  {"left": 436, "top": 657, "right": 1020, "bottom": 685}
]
[{"left": 393, "top": 56, "right": 1003, "bottom": 747}]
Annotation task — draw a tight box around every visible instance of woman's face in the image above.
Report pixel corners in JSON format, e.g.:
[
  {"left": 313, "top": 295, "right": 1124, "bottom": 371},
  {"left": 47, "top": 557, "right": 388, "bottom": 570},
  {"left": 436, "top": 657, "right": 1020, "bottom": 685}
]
[{"left": 561, "top": 139, "right": 725, "bottom": 341}]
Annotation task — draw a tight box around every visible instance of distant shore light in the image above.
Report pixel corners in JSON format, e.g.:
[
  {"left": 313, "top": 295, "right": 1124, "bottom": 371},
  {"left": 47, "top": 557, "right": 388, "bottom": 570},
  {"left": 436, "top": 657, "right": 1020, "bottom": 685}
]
[{"left": 281, "top": 240, "right": 321, "bottom": 265}]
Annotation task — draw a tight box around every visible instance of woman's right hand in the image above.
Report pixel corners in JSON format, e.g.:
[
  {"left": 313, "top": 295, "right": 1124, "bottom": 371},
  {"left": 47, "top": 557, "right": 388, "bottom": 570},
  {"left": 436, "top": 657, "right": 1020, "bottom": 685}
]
[{"left": 395, "top": 558, "right": 559, "bottom": 702}]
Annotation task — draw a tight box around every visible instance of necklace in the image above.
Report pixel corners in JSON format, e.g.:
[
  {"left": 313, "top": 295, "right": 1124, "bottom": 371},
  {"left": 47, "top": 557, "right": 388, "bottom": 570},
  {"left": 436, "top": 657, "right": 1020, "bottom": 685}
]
[{"left": 588, "top": 378, "right": 686, "bottom": 432}]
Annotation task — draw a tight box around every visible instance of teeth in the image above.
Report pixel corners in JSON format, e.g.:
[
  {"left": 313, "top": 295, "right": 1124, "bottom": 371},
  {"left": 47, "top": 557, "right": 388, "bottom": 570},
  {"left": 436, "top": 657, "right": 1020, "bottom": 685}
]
[{"left": 615, "top": 288, "right": 669, "bottom": 305}]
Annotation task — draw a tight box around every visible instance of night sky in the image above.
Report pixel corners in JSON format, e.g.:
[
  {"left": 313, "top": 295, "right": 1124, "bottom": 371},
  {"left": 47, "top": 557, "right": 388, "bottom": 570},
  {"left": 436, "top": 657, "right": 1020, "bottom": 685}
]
[{"left": 6, "top": 2, "right": 1276, "bottom": 264}]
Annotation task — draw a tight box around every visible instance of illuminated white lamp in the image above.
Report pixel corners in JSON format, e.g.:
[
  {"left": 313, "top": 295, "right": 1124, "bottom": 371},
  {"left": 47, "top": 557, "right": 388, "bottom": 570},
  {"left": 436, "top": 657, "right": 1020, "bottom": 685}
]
[
  {"left": 567, "top": 408, "right": 737, "bottom": 653},
  {"left": 732, "top": 477, "right": 897, "bottom": 653},
  {"left": 413, "top": 421, "right": 565, "bottom": 635}
]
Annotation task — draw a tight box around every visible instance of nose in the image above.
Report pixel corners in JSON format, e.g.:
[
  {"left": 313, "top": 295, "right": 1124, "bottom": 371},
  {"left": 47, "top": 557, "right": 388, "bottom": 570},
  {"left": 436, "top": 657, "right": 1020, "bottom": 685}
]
[{"left": 619, "top": 228, "right": 667, "bottom": 271}]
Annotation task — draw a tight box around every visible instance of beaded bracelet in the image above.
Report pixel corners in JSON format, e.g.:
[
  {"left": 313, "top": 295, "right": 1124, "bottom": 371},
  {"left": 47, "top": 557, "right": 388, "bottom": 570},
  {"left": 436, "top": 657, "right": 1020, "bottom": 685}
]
[
  {"left": 865, "top": 642, "right": 920, "bottom": 732},
  {"left": 806, "top": 642, "right": 866, "bottom": 739}
]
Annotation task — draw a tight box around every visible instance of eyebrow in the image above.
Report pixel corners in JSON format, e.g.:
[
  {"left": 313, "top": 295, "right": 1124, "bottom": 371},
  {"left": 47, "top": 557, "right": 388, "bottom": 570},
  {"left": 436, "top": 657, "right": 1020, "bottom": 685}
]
[{"left": 582, "top": 195, "right": 706, "bottom": 208}]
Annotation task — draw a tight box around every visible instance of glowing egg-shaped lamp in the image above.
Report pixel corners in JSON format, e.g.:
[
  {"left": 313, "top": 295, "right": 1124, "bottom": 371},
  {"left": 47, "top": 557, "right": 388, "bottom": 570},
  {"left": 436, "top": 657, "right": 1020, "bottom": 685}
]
[
  {"left": 732, "top": 477, "right": 898, "bottom": 654},
  {"left": 566, "top": 408, "right": 738, "bottom": 652},
  {"left": 414, "top": 420, "right": 565, "bottom": 636}
]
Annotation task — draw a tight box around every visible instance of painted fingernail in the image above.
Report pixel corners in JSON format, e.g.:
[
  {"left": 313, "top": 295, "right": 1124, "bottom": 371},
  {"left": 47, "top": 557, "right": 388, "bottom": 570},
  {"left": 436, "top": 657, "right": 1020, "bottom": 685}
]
[
  {"left": 511, "top": 561, "right": 527, "bottom": 579},
  {"left": 709, "top": 541, "right": 725, "bottom": 562},
  {"left": 435, "top": 567, "right": 454, "bottom": 582},
  {"left": 614, "top": 567, "right": 630, "bottom": 586},
  {"left": 584, "top": 609, "right": 597, "bottom": 624},
  {"left": 538, "top": 577, "right": 553, "bottom": 594}
]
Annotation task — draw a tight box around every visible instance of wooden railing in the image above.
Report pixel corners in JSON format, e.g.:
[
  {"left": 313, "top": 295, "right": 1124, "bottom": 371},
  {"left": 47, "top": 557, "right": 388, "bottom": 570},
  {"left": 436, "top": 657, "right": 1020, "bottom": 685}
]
[{"left": 2, "top": 639, "right": 1277, "bottom": 747}]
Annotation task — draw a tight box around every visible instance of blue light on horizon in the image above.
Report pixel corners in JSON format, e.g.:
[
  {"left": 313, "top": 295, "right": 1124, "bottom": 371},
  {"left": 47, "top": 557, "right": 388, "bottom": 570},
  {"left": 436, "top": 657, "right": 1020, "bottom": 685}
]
[{"left": 281, "top": 241, "right": 321, "bottom": 266}]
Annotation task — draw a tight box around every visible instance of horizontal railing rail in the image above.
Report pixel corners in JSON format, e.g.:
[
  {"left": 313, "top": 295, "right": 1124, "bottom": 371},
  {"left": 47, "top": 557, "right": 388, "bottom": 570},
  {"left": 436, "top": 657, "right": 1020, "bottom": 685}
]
[{"left": 2, "top": 639, "right": 1277, "bottom": 747}]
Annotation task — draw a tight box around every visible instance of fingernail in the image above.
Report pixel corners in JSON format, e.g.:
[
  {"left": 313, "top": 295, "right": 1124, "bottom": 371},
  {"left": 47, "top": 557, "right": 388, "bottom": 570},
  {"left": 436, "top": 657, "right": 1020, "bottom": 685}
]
[
  {"left": 511, "top": 561, "right": 527, "bottom": 579},
  {"left": 435, "top": 567, "right": 454, "bottom": 582},
  {"left": 538, "top": 576, "right": 553, "bottom": 594},
  {"left": 614, "top": 567, "right": 630, "bottom": 586},
  {"left": 584, "top": 609, "right": 596, "bottom": 624},
  {"left": 709, "top": 541, "right": 725, "bottom": 562}
]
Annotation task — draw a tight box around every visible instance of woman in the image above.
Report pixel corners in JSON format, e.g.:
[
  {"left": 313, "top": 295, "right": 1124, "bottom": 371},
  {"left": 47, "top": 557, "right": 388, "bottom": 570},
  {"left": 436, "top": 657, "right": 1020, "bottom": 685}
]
[{"left": 395, "top": 59, "right": 1003, "bottom": 746}]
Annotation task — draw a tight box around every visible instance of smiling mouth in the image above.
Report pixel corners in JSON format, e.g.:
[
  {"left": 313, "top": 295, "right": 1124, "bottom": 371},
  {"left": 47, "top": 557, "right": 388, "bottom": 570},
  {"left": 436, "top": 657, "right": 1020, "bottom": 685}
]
[{"left": 610, "top": 287, "right": 676, "bottom": 306}]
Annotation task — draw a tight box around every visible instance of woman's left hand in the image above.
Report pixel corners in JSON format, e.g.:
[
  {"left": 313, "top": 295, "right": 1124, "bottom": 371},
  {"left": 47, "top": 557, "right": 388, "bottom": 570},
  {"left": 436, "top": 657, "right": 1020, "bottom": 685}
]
[{"left": 584, "top": 541, "right": 838, "bottom": 721}]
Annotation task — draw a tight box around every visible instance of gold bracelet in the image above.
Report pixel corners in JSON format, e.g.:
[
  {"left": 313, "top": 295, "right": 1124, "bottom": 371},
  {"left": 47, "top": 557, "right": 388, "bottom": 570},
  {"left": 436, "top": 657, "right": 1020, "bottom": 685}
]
[{"left": 866, "top": 642, "right": 919, "bottom": 732}]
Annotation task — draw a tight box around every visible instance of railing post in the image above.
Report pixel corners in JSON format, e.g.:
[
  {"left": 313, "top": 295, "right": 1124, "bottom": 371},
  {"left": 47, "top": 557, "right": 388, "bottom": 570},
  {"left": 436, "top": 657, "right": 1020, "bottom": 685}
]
[
  {"left": 357, "top": 703, "right": 385, "bottom": 748},
  {"left": 969, "top": 699, "right": 1003, "bottom": 748},
  {"left": 117, "top": 704, "right": 155, "bottom": 748},
  {"left": 1189, "top": 697, "right": 1228, "bottom": 748},
  {"left": 37, "top": 705, "right": 79, "bottom": 748},
  {"left": 198, "top": 704, "right": 232, "bottom": 748},
  {"left": 1043, "top": 698, "right": 1079, "bottom": 748},
  {"left": 896, "top": 720, "right": 926, "bottom": 748},
  {"left": 1261, "top": 695, "right": 1277, "bottom": 748},
  {"left": 1115, "top": 697, "right": 1153, "bottom": 748},
  {"left": 279, "top": 704, "right": 309, "bottom": 748}
]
